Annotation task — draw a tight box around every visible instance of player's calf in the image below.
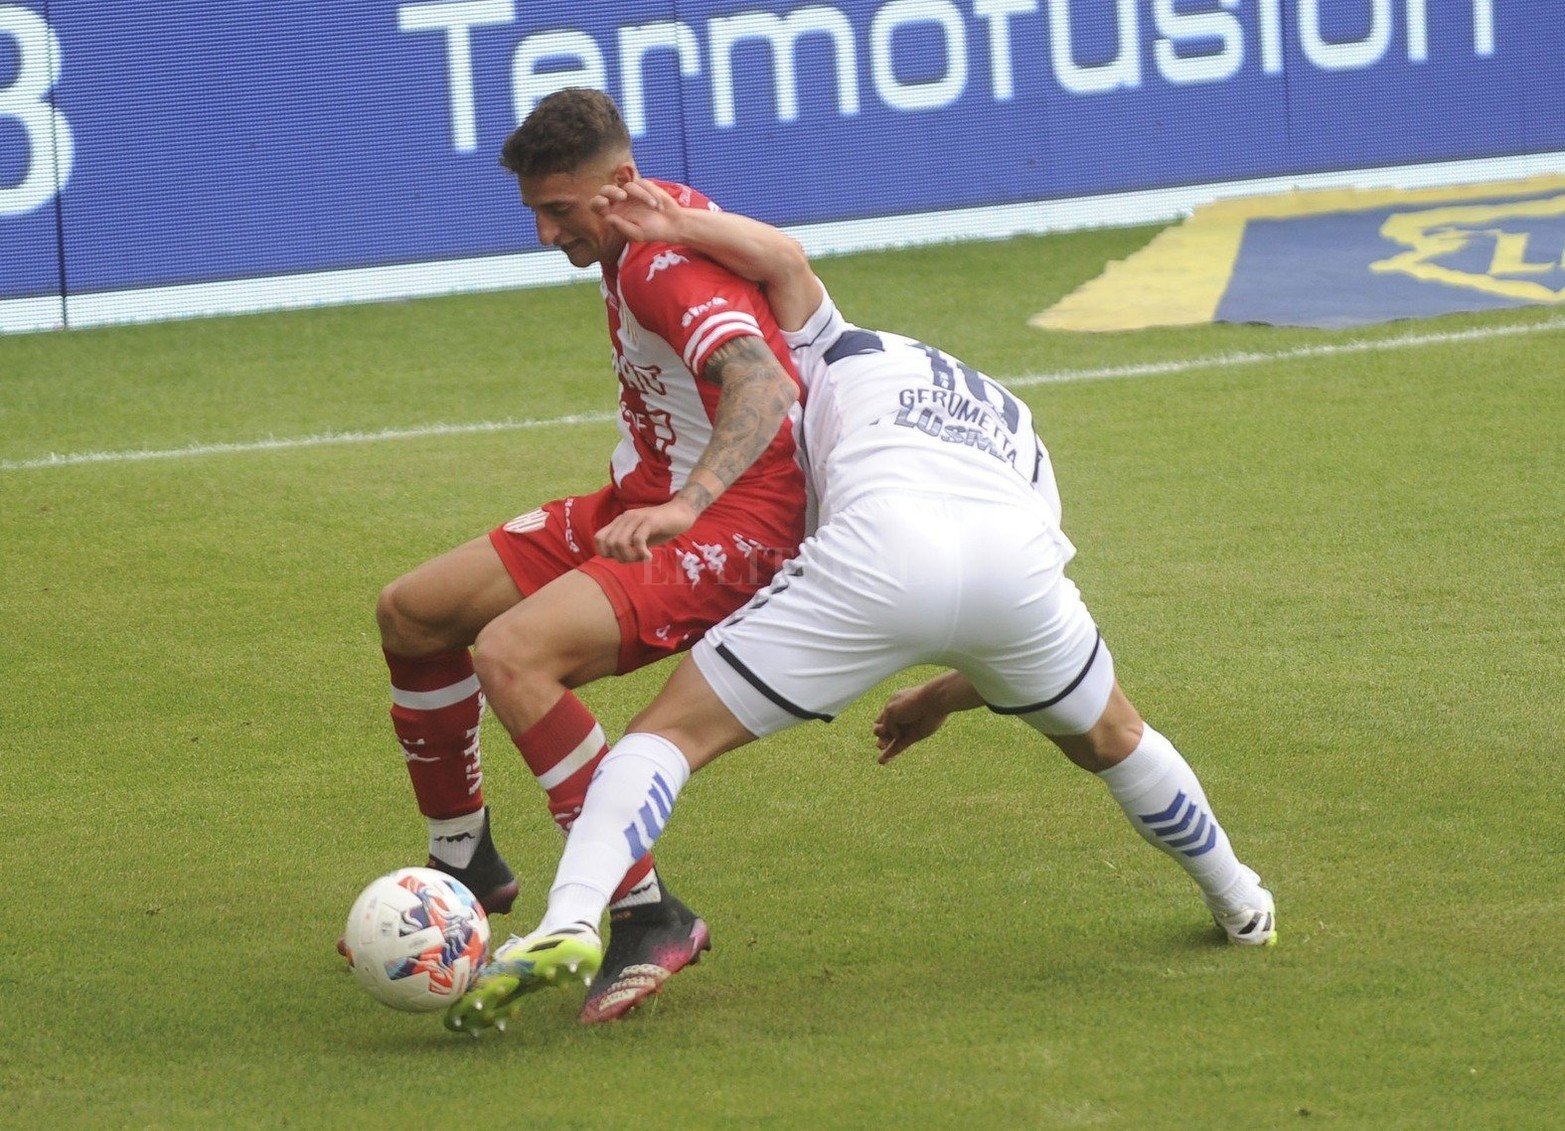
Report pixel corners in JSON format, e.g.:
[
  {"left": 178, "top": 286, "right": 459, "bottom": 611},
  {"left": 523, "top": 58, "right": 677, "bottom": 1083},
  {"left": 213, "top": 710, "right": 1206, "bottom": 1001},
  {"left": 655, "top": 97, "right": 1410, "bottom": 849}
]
[{"left": 1092, "top": 723, "right": 1277, "bottom": 944}]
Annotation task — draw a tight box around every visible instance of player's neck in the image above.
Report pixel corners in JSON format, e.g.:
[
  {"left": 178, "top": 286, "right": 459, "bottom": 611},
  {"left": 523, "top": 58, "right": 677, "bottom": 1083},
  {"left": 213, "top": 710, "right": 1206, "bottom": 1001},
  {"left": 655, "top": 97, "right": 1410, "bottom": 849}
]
[{"left": 599, "top": 233, "right": 629, "bottom": 274}]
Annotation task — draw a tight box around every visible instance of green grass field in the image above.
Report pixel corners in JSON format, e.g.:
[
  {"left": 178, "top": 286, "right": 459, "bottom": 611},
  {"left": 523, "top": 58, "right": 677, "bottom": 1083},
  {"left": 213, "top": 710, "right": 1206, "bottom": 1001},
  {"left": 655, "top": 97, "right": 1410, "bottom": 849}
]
[{"left": 2, "top": 226, "right": 1561, "bottom": 1128}]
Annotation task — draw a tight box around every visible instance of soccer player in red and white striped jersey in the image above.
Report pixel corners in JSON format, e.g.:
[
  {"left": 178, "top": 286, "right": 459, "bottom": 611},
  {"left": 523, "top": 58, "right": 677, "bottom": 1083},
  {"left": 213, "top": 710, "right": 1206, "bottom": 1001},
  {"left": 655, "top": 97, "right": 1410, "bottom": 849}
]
[{"left": 370, "top": 90, "right": 807, "bottom": 1023}]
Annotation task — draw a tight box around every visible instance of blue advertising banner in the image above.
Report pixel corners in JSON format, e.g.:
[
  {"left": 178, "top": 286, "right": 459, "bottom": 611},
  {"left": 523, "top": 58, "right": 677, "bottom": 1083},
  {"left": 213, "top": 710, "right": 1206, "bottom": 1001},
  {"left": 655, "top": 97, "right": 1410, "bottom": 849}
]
[{"left": 2, "top": 1, "right": 1561, "bottom": 331}]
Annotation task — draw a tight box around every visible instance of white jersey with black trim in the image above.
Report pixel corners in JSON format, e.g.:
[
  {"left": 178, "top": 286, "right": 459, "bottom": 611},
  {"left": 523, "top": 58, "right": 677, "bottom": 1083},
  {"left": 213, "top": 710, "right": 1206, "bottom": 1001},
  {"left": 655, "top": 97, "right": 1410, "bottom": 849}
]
[{"left": 782, "top": 290, "right": 1075, "bottom": 566}]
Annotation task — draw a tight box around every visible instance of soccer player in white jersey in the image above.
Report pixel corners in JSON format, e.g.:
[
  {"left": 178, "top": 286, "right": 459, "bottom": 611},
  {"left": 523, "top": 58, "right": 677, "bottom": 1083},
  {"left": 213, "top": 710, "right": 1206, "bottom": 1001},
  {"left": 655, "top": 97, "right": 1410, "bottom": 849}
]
[
  {"left": 364, "top": 92, "right": 810, "bottom": 1023},
  {"left": 445, "top": 182, "right": 1275, "bottom": 1032}
]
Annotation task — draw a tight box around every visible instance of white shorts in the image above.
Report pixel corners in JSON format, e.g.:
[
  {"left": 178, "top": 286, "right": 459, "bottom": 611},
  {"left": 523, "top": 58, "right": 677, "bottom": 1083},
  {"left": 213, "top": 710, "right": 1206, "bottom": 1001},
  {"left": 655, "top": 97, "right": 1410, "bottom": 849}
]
[{"left": 691, "top": 493, "right": 1115, "bottom": 739}]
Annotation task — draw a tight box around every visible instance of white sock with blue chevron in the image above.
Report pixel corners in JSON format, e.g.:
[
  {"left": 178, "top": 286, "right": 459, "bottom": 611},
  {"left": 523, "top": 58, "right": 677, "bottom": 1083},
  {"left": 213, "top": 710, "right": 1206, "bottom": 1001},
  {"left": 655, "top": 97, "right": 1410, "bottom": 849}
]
[
  {"left": 1095, "top": 724, "right": 1261, "bottom": 915},
  {"left": 538, "top": 733, "right": 691, "bottom": 935}
]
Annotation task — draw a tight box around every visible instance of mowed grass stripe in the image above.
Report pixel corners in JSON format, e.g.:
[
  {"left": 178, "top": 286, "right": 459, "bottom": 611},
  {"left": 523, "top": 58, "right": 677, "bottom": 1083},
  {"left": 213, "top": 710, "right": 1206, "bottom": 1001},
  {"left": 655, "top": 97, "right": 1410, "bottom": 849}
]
[{"left": 5, "top": 316, "right": 1559, "bottom": 472}]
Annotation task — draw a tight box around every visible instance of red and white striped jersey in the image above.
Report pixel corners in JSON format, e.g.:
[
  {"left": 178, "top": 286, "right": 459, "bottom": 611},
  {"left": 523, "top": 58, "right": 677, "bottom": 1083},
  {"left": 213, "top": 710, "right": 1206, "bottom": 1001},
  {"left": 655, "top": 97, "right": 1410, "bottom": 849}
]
[{"left": 598, "top": 181, "right": 805, "bottom": 515}]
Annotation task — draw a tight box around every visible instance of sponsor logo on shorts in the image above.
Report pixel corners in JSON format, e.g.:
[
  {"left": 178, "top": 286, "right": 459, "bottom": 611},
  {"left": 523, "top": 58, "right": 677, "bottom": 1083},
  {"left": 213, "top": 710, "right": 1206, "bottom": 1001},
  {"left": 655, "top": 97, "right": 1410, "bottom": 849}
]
[
  {"left": 562, "top": 497, "right": 580, "bottom": 553},
  {"left": 677, "top": 550, "right": 704, "bottom": 585},
  {"left": 668, "top": 541, "right": 730, "bottom": 588},
  {"left": 639, "top": 536, "right": 784, "bottom": 589},
  {"left": 696, "top": 541, "right": 727, "bottom": 574},
  {"left": 503, "top": 508, "right": 548, "bottom": 535}
]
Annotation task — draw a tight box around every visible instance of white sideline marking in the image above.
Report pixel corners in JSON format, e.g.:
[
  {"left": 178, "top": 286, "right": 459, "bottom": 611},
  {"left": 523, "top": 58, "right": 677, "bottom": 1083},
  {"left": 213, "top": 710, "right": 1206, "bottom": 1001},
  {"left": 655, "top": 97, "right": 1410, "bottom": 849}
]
[
  {"left": 0, "top": 412, "right": 615, "bottom": 471},
  {"left": 3, "top": 318, "right": 1560, "bottom": 473},
  {"left": 1007, "top": 317, "right": 1565, "bottom": 389}
]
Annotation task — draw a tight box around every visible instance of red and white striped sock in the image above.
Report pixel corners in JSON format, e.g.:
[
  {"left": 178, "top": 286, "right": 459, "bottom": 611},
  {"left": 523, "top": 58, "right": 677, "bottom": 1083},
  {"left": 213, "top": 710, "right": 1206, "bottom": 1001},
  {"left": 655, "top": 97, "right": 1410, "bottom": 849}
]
[
  {"left": 385, "top": 649, "right": 485, "bottom": 861},
  {"left": 514, "top": 691, "right": 659, "bottom": 907}
]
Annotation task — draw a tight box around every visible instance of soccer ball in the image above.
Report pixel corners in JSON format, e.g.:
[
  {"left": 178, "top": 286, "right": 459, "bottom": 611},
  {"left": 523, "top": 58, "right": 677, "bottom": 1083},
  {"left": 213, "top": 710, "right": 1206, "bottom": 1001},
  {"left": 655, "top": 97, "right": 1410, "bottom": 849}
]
[{"left": 344, "top": 867, "right": 490, "bottom": 1012}]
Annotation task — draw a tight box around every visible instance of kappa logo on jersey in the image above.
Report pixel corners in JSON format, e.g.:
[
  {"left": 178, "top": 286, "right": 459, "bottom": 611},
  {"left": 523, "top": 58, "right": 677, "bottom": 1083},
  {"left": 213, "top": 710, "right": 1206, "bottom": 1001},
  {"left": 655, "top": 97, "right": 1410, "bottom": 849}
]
[
  {"left": 681, "top": 296, "right": 729, "bottom": 328},
  {"left": 503, "top": 508, "right": 548, "bottom": 534},
  {"left": 645, "top": 249, "right": 688, "bottom": 281}
]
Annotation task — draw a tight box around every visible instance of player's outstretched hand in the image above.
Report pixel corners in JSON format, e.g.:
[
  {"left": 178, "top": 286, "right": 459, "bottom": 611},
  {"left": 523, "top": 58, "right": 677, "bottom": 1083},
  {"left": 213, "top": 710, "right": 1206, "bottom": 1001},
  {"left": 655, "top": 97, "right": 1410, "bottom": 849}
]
[
  {"left": 591, "top": 178, "right": 685, "bottom": 245},
  {"left": 874, "top": 687, "right": 951, "bottom": 764},
  {"left": 594, "top": 499, "right": 699, "bottom": 563}
]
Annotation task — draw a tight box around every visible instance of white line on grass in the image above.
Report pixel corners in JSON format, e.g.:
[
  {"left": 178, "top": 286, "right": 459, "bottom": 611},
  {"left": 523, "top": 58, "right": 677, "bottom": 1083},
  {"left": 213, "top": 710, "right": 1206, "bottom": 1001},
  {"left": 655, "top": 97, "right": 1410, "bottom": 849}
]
[
  {"left": 1008, "top": 317, "right": 1565, "bottom": 389},
  {"left": 4, "top": 318, "right": 1560, "bottom": 472},
  {"left": 0, "top": 411, "right": 617, "bottom": 472}
]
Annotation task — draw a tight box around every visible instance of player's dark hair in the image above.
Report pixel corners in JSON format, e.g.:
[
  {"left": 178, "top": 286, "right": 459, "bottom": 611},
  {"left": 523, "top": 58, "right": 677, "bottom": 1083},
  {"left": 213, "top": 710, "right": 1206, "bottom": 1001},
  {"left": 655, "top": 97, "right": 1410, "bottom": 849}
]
[{"left": 499, "top": 88, "right": 632, "bottom": 178}]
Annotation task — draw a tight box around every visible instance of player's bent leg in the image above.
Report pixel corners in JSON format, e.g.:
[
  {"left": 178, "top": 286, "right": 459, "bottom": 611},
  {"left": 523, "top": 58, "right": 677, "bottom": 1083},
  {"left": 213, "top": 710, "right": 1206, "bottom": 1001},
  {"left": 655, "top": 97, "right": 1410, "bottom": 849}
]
[
  {"left": 492, "top": 657, "right": 751, "bottom": 1024},
  {"left": 576, "top": 659, "right": 752, "bottom": 1022},
  {"left": 469, "top": 569, "right": 708, "bottom": 1010},
  {"left": 447, "top": 730, "right": 702, "bottom": 1031},
  {"left": 470, "top": 569, "right": 622, "bottom": 735},
  {"left": 552, "top": 731, "right": 705, "bottom": 1024},
  {"left": 628, "top": 652, "right": 762, "bottom": 771},
  {"left": 377, "top": 535, "right": 526, "bottom": 657},
  {"left": 375, "top": 537, "right": 528, "bottom": 924},
  {"left": 1046, "top": 682, "right": 1144, "bottom": 772},
  {"left": 467, "top": 570, "right": 648, "bottom": 892},
  {"left": 1028, "top": 679, "right": 1276, "bottom": 947}
]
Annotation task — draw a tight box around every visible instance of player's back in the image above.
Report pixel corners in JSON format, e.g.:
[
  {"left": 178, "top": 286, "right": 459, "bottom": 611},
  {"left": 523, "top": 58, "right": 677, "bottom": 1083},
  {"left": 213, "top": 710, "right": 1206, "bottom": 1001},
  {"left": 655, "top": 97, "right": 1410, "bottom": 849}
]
[{"left": 785, "top": 294, "right": 1072, "bottom": 566}]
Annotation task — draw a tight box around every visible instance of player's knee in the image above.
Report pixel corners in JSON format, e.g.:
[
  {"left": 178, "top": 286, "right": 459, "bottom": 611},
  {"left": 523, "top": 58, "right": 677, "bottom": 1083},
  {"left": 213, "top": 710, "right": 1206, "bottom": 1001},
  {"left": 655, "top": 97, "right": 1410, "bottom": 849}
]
[
  {"left": 470, "top": 622, "right": 544, "bottom": 694},
  {"left": 376, "top": 576, "right": 447, "bottom": 655},
  {"left": 1053, "top": 685, "right": 1143, "bottom": 772},
  {"left": 1080, "top": 702, "right": 1144, "bottom": 771},
  {"left": 1090, "top": 715, "right": 1144, "bottom": 767},
  {"left": 375, "top": 579, "right": 410, "bottom": 647}
]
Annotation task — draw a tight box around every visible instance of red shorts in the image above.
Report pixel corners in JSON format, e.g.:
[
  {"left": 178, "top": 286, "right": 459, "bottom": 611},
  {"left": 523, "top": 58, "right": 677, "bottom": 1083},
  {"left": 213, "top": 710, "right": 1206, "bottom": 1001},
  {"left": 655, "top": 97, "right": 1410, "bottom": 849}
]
[{"left": 488, "top": 484, "right": 803, "bottom": 674}]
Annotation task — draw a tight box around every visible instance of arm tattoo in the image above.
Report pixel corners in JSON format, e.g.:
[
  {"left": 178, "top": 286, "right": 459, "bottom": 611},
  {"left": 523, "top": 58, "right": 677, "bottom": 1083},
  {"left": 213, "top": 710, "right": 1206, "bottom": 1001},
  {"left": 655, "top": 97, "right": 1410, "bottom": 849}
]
[{"left": 677, "top": 336, "right": 798, "bottom": 515}]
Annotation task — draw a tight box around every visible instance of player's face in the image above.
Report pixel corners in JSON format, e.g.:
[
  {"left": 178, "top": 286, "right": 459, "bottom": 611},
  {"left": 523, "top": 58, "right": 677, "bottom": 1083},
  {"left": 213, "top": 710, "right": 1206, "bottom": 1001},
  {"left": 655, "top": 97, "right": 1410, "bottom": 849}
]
[{"left": 520, "top": 159, "right": 632, "bottom": 268}]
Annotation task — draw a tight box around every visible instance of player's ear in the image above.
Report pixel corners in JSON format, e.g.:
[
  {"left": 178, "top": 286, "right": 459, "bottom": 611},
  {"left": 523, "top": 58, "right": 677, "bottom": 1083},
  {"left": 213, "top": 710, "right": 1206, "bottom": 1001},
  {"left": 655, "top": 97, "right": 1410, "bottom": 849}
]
[{"left": 612, "top": 160, "right": 637, "bottom": 187}]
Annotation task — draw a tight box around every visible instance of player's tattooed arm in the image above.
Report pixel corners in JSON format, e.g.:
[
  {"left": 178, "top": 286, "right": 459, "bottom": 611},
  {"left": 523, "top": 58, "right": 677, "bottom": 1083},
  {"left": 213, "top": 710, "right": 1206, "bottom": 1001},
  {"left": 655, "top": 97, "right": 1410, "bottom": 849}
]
[
  {"left": 677, "top": 336, "right": 798, "bottom": 515},
  {"left": 593, "top": 335, "right": 795, "bottom": 563}
]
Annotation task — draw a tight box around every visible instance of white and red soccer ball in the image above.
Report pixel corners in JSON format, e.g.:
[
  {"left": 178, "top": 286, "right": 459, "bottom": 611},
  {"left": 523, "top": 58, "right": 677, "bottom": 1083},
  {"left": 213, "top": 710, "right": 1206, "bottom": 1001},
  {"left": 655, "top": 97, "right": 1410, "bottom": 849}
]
[{"left": 344, "top": 867, "right": 489, "bottom": 1012}]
